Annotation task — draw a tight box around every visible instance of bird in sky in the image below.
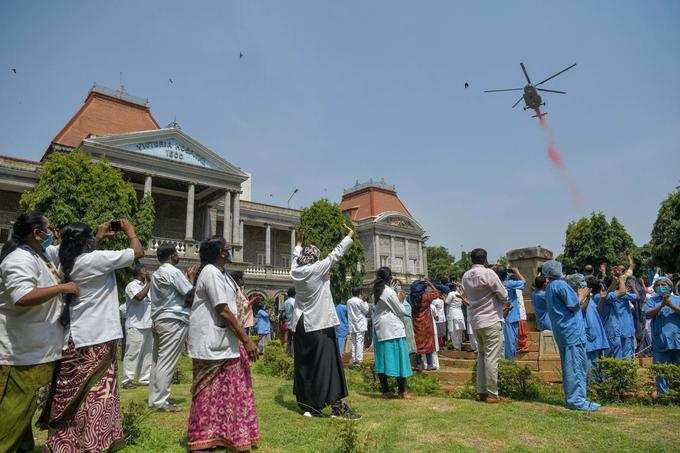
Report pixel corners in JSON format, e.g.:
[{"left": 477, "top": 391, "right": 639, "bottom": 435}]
[
  {"left": 464, "top": 82, "right": 469, "bottom": 89},
  {"left": 169, "top": 78, "right": 174, "bottom": 84},
  {"left": 9, "top": 68, "right": 17, "bottom": 75},
  {"left": 239, "top": 52, "right": 244, "bottom": 59}
]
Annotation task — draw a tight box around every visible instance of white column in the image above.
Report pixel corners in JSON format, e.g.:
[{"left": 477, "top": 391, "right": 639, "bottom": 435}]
[
  {"left": 374, "top": 233, "right": 380, "bottom": 270},
  {"left": 290, "top": 229, "right": 296, "bottom": 254},
  {"left": 143, "top": 175, "right": 152, "bottom": 196},
  {"left": 405, "top": 239, "right": 410, "bottom": 274},
  {"left": 265, "top": 224, "right": 272, "bottom": 266},
  {"left": 238, "top": 220, "right": 244, "bottom": 261},
  {"left": 418, "top": 242, "right": 424, "bottom": 275},
  {"left": 185, "top": 183, "right": 195, "bottom": 240},
  {"left": 233, "top": 192, "right": 241, "bottom": 245},
  {"left": 389, "top": 236, "right": 395, "bottom": 268},
  {"left": 222, "top": 191, "right": 232, "bottom": 242},
  {"left": 209, "top": 208, "right": 217, "bottom": 236}
]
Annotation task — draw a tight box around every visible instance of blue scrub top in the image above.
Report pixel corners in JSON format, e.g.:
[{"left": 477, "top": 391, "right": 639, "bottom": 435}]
[
  {"left": 335, "top": 304, "right": 349, "bottom": 337},
  {"left": 504, "top": 279, "right": 525, "bottom": 323},
  {"left": 545, "top": 279, "right": 585, "bottom": 348},
  {"left": 532, "top": 290, "right": 552, "bottom": 331},
  {"left": 584, "top": 297, "right": 609, "bottom": 352},
  {"left": 256, "top": 309, "right": 271, "bottom": 335},
  {"left": 283, "top": 297, "right": 295, "bottom": 322},
  {"left": 598, "top": 292, "right": 636, "bottom": 339},
  {"left": 403, "top": 298, "right": 413, "bottom": 317},
  {"left": 645, "top": 294, "right": 680, "bottom": 352}
]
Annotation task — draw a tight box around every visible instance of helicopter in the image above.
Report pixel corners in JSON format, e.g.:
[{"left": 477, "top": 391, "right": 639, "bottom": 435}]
[{"left": 484, "top": 62, "right": 577, "bottom": 118}]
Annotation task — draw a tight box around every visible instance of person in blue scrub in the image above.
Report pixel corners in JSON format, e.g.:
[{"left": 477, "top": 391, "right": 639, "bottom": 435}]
[
  {"left": 645, "top": 277, "right": 680, "bottom": 395},
  {"left": 532, "top": 275, "right": 551, "bottom": 331},
  {"left": 598, "top": 267, "right": 636, "bottom": 359},
  {"left": 498, "top": 267, "right": 526, "bottom": 360},
  {"left": 542, "top": 260, "right": 600, "bottom": 412},
  {"left": 574, "top": 276, "right": 610, "bottom": 372},
  {"left": 255, "top": 305, "right": 272, "bottom": 353},
  {"left": 335, "top": 301, "right": 349, "bottom": 354}
]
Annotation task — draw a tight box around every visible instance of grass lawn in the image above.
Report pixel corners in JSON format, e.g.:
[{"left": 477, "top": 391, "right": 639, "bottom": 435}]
[{"left": 34, "top": 354, "right": 680, "bottom": 452}]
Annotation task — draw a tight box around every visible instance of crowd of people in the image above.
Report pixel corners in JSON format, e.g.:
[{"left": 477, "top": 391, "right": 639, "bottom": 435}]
[{"left": 1, "top": 209, "right": 679, "bottom": 452}]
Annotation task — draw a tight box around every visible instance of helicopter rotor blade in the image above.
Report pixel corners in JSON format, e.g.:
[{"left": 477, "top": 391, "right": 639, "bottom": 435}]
[
  {"left": 536, "top": 63, "right": 577, "bottom": 86},
  {"left": 484, "top": 88, "right": 524, "bottom": 93},
  {"left": 512, "top": 95, "right": 524, "bottom": 108},
  {"left": 537, "top": 88, "right": 566, "bottom": 94},
  {"left": 520, "top": 63, "right": 532, "bottom": 84}
]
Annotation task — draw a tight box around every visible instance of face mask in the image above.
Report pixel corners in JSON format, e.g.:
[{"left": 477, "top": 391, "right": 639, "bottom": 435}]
[
  {"left": 40, "top": 231, "right": 54, "bottom": 250},
  {"left": 657, "top": 286, "right": 670, "bottom": 296}
]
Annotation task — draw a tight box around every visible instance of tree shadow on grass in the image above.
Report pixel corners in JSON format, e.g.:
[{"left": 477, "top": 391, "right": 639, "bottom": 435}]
[{"left": 274, "top": 382, "right": 303, "bottom": 414}]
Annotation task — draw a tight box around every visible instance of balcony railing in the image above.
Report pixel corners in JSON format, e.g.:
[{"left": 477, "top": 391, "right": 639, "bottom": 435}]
[
  {"left": 244, "top": 266, "right": 291, "bottom": 280},
  {"left": 147, "top": 237, "right": 200, "bottom": 258}
]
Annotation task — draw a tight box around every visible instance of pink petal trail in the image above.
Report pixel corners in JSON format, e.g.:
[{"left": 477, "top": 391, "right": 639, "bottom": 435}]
[{"left": 533, "top": 107, "right": 583, "bottom": 204}]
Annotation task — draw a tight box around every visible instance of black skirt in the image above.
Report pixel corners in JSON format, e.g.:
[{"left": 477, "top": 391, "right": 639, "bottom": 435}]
[{"left": 293, "top": 316, "right": 348, "bottom": 413}]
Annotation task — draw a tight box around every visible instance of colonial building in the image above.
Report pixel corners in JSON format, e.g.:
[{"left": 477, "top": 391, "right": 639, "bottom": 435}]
[
  {"left": 340, "top": 179, "right": 428, "bottom": 287},
  {"left": 0, "top": 85, "right": 431, "bottom": 301},
  {"left": 0, "top": 85, "right": 299, "bottom": 300}
]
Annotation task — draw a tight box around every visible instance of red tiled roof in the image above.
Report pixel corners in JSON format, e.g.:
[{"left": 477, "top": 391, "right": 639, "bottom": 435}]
[
  {"left": 50, "top": 87, "right": 160, "bottom": 150},
  {"left": 340, "top": 183, "right": 411, "bottom": 221}
]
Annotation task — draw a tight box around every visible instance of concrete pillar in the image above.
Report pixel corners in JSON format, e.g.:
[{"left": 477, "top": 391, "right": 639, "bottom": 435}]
[
  {"left": 222, "top": 191, "right": 232, "bottom": 242},
  {"left": 209, "top": 207, "right": 217, "bottom": 236},
  {"left": 404, "top": 239, "right": 410, "bottom": 274},
  {"left": 290, "top": 229, "right": 296, "bottom": 255},
  {"left": 185, "top": 183, "right": 195, "bottom": 240},
  {"left": 374, "top": 233, "right": 380, "bottom": 270},
  {"left": 418, "top": 241, "right": 424, "bottom": 275},
  {"left": 233, "top": 192, "right": 241, "bottom": 245},
  {"left": 389, "top": 236, "right": 395, "bottom": 268},
  {"left": 143, "top": 175, "right": 152, "bottom": 196},
  {"left": 265, "top": 224, "right": 272, "bottom": 266},
  {"left": 238, "top": 220, "right": 244, "bottom": 261}
]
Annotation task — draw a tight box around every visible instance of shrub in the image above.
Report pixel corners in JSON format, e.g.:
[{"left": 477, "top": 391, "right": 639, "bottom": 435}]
[
  {"left": 650, "top": 362, "right": 680, "bottom": 403},
  {"left": 589, "top": 357, "right": 641, "bottom": 403},
  {"left": 172, "top": 366, "right": 189, "bottom": 384},
  {"left": 352, "top": 361, "right": 441, "bottom": 396},
  {"left": 122, "top": 401, "right": 150, "bottom": 445},
  {"left": 252, "top": 340, "right": 293, "bottom": 379},
  {"left": 497, "top": 359, "right": 541, "bottom": 400}
]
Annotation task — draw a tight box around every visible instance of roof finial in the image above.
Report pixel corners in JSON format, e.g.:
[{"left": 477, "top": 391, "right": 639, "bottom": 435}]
[
  {"left": 115, "top": 71, "right": 128, "bottom": 97},
  {"left": 167, "top": 115, "right": 181, "bottom": 129}
]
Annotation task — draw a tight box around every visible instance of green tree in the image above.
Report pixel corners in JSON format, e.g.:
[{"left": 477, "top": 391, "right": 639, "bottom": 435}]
[
  {"left": 451, "top": 250, "right": 472, "bottom": 281},
  {"left": 650, "top": 189, "right": 680, "bottom": 272},
  {"left": 561, "top": 212, "right": 636, "bottom": 271},
  {"left": 298, "top": 199, "right": 364, "bottom": 301},
  {"left": 20, "top": 151, "right": 156, "bottom": 247},
  {"left": 425, "top": 246, "right": 455, "bottom": 280},
  {"left": 496, "top": 255, "right": 509, "bottom": 267}
]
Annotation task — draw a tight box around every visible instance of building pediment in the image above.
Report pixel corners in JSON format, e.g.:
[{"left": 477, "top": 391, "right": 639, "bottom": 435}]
[
  {"left": 374, "top": 211, "right": 425, "bottom": 234},
  {"left": 83, "top": 128, "right": 248, "bottom": 181}
]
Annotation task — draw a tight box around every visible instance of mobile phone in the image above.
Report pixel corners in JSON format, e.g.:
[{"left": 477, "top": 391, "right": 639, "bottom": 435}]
[{"left": 110, "top": 220, "right": 122, "bottom": 232}]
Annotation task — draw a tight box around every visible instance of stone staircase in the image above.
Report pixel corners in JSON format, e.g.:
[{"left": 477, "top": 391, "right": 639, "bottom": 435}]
[{"left": 343, "top": 330, "right": 653, "bottom": 392}]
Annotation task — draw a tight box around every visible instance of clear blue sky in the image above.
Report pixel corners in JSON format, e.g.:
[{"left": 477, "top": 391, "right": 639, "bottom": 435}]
[{"left": 1, "top": 1, "right": 679, "bottom": 260}]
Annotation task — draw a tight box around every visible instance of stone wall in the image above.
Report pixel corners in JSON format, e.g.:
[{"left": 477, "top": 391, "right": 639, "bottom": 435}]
[
  {"left": 152, "top": 192, "right": 186, "bottom": 239},
  {"left": 0, "top": 190, "right": 21, "bottom": 227}
]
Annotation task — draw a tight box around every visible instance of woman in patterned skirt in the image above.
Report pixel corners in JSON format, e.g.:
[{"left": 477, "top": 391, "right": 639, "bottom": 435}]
[
  {"left": 40, "top": 220, "right": 144, "bottom": 452},
  {"left": 186, "top": 236, "right": 260, "bottom": 451}
]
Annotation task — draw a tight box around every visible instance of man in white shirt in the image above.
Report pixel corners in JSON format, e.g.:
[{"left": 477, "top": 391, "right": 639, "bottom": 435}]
[
  {"left": 148, "top": 244, "right": 197, "bottom": 412},
  {"left": 445, "top": 286, "right": 466, "bottom": 350},
  {"left": 347, "top": 287, "right": 369, "bottom": 366},
  {"left": 122, "top": 264, "right": 153, "bottom": 389},
  {"left": 461, "top": 248, "right": 509, "bottom": 404},
  {"left": 432, "top": 294, "right": 446, "bottom": 349},
  {"left": 282, "top": 287, "right": 296, "bottom": 356}
]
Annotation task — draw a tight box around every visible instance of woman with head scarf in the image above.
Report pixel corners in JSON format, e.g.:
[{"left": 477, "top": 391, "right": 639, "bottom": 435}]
[
  {"left": 645, "top": 277, "right": 680, "bottom": 395},
  {"left": 186, "top": 236, "right": 260, "bottom": 451},
  {"left": 40, "top": 220, "right": 144, "bottom": 451},
  {"left": 372, "top": 267, "right": 413, "bottom": 399},
  {"left": 289, "top": 223, "right": 359, "bottom": 419},
  {"left": 542, "top": 259, "right": 600, "bottom": 411},
  {"left": 0, "top": 212, "right": 78, "bottom": 452}
]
